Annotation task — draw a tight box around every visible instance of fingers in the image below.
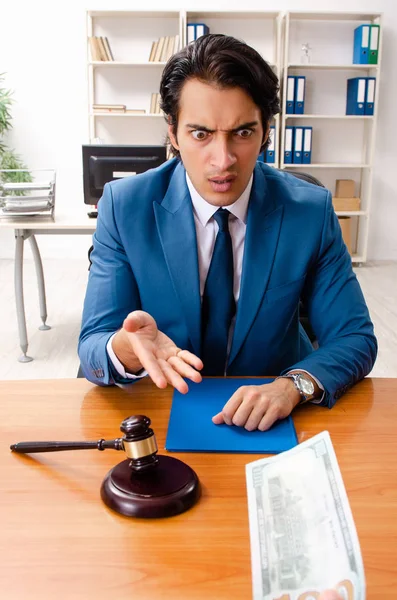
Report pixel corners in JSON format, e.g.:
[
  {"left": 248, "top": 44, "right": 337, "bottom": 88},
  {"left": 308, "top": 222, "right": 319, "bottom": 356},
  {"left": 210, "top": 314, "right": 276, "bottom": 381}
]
[
  {"left": 257, "top": 405, "right": 280, "bottom": 431},
  {"left": 175, "top": 349, "right": 203, "bottom": 372},
  {"left": 212, "top": 388, "right": 245, "bottom": 426},
  {"left": 157, "top": 359, "right": 189, "bottom": 394},
  {"left": 212, "top": 384, "right": 294, "bottom": 431},
  {"left": 167, "top": 355, "right": 202, "bottom": 383}
]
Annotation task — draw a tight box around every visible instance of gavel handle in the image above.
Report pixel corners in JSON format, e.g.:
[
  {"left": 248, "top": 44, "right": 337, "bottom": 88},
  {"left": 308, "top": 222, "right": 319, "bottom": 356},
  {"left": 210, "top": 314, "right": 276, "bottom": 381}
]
[{"left": 10, "top": 438, "right": 124, "bottom": 453}]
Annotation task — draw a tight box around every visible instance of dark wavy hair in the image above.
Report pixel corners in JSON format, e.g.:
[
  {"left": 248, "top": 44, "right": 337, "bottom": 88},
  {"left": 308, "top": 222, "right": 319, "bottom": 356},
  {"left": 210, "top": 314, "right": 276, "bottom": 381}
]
[{"left": 160, "top": 34, "right": 280, "bottom": 158}]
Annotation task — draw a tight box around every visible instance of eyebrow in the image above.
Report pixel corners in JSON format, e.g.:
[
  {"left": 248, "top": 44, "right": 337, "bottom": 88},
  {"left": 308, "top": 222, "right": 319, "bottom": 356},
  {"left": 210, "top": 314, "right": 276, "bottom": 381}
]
[{"left": 185, "top": 121, "right": 259, "bottom": 133}]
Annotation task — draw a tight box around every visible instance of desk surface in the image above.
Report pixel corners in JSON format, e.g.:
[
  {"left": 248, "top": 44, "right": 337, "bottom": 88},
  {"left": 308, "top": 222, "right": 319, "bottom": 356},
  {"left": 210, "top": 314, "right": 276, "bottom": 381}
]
[
  {"left": 1, "top": 377, "right": 396, "bottom": 599},
  {"left": 0, "top": 212, "right": 97, "bottom": 231}
]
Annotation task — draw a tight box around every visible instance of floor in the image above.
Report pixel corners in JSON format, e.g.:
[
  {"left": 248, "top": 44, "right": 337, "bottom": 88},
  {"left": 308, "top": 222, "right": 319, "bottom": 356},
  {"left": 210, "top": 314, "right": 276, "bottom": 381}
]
[{"left": 0, "top": 258, "right": 396, "bottom": 380}]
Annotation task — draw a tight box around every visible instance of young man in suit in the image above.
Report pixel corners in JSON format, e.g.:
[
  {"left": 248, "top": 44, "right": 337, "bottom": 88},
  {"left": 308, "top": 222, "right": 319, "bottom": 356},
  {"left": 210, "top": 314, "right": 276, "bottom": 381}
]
[{"left": 79, "top": 34, "right": 377, "bottom": 431}]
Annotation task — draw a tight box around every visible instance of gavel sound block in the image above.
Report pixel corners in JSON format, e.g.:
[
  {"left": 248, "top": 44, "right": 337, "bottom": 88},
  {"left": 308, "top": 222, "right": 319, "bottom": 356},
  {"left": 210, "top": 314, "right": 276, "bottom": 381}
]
[{"left": 10, "top": 415, "right": 201, "bottom": 518}]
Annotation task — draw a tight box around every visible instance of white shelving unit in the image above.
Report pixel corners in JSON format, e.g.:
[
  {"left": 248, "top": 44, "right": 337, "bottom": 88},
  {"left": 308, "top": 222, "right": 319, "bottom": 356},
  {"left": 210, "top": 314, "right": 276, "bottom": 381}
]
[
  {"left": 280, "top": 11, "right": 383, "bottom": 263},
  {"left": 86, "top": 10, "right": 382, "bottom": 263},
  {"left": 86, "top": 9, "right": 283, "bottom": 161}
]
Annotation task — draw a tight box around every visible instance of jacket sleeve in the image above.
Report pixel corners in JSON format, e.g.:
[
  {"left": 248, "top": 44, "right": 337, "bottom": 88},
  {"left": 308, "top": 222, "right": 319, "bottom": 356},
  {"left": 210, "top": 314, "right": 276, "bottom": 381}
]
[
  {"left": 282, "top": 191, "right": 377, "bottom": 407},
  {"left": 78, "top": 183, "right": 141, "bottom": 386}
]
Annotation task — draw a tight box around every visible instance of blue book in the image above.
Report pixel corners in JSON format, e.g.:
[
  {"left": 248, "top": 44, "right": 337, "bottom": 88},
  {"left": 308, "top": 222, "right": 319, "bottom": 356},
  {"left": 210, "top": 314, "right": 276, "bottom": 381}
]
[
  {"left": 265, "top": 126, "right": 276, "bottom": 164},
  {"left": 286, "top": 76, "right": 296, "bottom": 114},
  {"left": 165, "top": 378, "right": 298, "bottom": 454},
  {"left": 302, "top": 127, "right": 313, "bottom": 164},
  {"left": 294, "top": 76, "right": 306, "bottom": 114},
  {"left": 194, "top": 23, "right": 209, "bottom": 40},
  {"left": 346, "top": 78, "right": 366, "bottom": 115},
  {"left": 365, "top": 77, "right": 376, "bottom": 115},
  {"left": 257, "top": 151, "right": 265, "bottom": 162},
  {"left": 293, "top": 126, "right": 304, "bottom": 164},
  {"left": 284, "top": 126, "right": 294, "bottom": 164},
  {"left": 353, "top": 24, "right": 370, "bottom": 64}
]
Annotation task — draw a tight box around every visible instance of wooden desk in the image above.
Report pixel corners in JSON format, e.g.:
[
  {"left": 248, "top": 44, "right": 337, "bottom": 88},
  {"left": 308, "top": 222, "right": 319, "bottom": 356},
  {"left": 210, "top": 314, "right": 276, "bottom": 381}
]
[{"left": 1, "top": 377, "right": 396, "bottom": 599}]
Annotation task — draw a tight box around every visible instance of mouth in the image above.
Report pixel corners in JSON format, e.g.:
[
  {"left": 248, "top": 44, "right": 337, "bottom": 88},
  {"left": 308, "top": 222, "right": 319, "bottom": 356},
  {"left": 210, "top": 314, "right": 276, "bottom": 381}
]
[{"left": 208, "top": 175, "right": 236, "bottom": 193}]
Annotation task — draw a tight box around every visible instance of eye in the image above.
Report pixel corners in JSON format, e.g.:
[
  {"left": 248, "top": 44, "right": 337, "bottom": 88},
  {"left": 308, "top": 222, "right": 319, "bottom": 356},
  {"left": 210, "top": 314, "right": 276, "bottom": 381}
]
[
  {"left": 235, "top": 129, "right": 254, "bottom": 138},
  {"left": 191, "top": 130, "right": 209, "bottom": 141}
]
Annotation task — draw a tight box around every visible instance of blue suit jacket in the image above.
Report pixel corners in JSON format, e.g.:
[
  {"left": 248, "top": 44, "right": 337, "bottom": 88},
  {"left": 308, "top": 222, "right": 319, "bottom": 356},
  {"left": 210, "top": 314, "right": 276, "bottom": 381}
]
[{"left": 78, "top": 159, "right": 377, "bottom": 407}]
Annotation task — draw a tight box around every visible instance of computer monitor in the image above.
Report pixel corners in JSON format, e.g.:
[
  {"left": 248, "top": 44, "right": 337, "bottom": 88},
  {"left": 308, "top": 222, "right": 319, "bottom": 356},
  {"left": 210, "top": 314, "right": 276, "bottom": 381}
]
[{"left": 82, "top": 145, "right": 167, "bottom": 205}]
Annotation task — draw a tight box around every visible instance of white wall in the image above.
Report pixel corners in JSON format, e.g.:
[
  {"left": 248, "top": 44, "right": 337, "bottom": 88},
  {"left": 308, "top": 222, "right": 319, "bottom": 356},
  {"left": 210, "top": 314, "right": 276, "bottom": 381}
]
[{"left": 1, "top": 0, "right": 396, "bottom": 259}]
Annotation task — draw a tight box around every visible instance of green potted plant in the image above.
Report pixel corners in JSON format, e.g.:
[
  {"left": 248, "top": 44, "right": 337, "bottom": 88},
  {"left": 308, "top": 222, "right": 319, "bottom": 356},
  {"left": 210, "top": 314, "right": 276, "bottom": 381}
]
[{"left": 0, "top": 73, "right": 32, "bottom": 189}]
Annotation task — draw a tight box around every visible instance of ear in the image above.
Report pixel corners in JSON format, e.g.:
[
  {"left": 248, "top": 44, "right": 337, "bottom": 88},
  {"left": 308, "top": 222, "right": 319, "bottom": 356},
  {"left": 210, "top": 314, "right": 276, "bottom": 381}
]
[
  {"left": 168, "top": 120, "right": 179, "bottom": 151},
  {"left": 262, "top": 122, "right": 271, "bottom": 146}
]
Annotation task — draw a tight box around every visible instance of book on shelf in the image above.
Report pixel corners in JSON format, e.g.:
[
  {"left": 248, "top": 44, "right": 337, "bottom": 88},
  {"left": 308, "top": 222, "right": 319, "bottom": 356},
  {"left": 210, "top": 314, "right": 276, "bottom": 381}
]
[
  {"left": 125, "top": 109, "right": 146, "bottom": 114},
  {"left": 149, "top": 35, "right": 180, "bottom": 62},
  {"left": 150, "top": 93, "right": 163, "bottom": 115},
  {"left": 88, "top": 36, "right": 114, "bottom": 62}
]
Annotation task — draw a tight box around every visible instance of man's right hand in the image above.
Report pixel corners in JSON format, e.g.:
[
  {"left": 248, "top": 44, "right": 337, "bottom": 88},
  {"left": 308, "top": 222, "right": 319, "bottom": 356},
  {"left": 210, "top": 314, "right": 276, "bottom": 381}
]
[{"left": 111, "top": 310, "right": 203, "bottom": 394}]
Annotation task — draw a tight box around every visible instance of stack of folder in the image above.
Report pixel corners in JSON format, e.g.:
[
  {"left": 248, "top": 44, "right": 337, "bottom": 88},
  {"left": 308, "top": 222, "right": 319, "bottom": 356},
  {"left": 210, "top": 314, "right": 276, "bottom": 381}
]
[
  {"left": 187, "top": 23, "right": 209, "bottom": 44},
  {"left": 346, "top": 77, "right": 376, "bottom": 115},
  {"left": 286, "top": 75, "right": 306, "bottom": 115},
  {"left": 353, "top": 24, "right": 380, "bottom": 64},
  {"left": 284, "top": 126, "right": 312, "bottom": 165}
]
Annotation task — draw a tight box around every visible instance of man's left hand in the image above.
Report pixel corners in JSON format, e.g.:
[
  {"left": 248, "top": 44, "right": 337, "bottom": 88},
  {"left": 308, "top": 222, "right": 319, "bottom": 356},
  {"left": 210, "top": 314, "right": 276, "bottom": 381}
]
[{"left": 212, "top": 378, "right": 301, "bottom": 431}]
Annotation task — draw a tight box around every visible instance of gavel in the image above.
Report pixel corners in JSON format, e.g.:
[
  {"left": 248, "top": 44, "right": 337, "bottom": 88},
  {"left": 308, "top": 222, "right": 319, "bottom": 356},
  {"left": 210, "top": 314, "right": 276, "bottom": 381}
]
[{"left": 10, "top": 415, "right": 201, "bottom": 519}]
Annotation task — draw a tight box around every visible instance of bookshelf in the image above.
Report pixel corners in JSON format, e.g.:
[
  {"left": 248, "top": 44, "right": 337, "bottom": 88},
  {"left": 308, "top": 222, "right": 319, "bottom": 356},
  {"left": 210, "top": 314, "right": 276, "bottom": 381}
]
[
  {"left": 86, "top": 10, "right": 382, "bottom": 263},
  {"left": 280, "top": 11, "right": 382, "bottom": 263},
  {"left": 86, "top": 9, "right": 283, "bottom": 158}
]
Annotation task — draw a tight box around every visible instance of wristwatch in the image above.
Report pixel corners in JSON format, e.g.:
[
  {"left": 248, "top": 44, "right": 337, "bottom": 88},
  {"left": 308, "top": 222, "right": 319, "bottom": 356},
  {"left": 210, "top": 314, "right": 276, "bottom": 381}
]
[{"left": 278, "top": 372, "right": 316, "bottom": 404}]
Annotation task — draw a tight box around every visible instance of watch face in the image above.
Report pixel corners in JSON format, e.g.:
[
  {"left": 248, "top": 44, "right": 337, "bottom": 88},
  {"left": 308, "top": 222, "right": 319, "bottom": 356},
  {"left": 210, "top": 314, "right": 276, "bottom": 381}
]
[{"left": 299, "top": 376, "right": 315, "bottom": 396}]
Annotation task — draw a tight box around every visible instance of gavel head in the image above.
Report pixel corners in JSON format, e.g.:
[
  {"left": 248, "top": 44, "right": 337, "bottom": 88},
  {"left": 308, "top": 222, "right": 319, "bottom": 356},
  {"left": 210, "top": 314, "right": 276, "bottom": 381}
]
[{"left": 120, "top": 415, "right": 159, "bottom": 473}]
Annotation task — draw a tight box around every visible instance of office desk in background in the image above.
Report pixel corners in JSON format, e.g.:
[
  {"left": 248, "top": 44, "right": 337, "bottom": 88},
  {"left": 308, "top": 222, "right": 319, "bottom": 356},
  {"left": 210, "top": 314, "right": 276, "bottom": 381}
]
[
  {"left": 1, "top": 377, "right": 397, "bottom": 599},
  {"left": 0, "top": 214, "right": 96, "bottom": 361}
]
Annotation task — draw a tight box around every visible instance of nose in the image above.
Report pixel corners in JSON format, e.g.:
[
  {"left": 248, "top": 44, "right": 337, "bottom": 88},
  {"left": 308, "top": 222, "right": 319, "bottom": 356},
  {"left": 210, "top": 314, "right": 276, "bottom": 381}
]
[{"left": 210, "top": 136, "right": 237, "bottom": 173}]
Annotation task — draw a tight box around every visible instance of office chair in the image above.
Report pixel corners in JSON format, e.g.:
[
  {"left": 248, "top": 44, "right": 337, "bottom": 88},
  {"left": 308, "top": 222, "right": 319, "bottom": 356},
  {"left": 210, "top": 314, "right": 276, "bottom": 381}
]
[{"left": 77, "top": 169, "right": 323, "bottom": 378}]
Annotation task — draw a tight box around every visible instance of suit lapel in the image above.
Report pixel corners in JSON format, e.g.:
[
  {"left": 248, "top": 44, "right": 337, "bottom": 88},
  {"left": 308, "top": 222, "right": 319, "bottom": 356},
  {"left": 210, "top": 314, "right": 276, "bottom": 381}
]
[
  {"left": 228, "top": 165, "right": 284, "bottom": 368},
  {"left": 153, "top": 162, "right": 201, "bottom": 357}
]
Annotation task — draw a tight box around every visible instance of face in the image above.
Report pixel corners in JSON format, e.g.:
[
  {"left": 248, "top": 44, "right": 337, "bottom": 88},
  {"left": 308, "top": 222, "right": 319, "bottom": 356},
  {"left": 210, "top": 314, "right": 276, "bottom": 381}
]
[{"left": 168, "top": 79, "right": 267, "bottom": 207}]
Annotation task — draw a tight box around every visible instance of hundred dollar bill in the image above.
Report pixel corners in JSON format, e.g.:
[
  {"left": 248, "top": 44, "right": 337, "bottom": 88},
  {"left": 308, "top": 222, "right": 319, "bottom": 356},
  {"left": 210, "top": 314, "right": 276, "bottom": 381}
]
[{"left": 246, "top": 431, "right": 365, "bottom": 600}]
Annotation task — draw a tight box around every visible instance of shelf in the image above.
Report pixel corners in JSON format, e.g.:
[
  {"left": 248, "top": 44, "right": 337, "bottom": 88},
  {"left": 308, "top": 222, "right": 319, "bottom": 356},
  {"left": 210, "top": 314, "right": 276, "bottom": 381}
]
[
  {"left": 91, "top": 113, "right": 164, "bottom": 118},
  {"left": 186, "top": 10, "right": 279, "bottom": 19},
  {"left": 351, "top": 255, "right": 365, "bottom": 263},
  {"left": 282, "top": 164, "right": 371, "bottom": 169},
  {"left": 287, "top": 12, "right": 381, "bottom": 22},
  {"left": 89, "top": 62, "right": 167, "bottom": 67},
  {"left": 88, "top": 11, "right": 180, "bottom": 18},
  {"left": 288, "top": 64, "right": 379, "bottom": 71},
  {"left": 335, "top": 211, "right": 367, "bottom": 216},
  {"left": 285, "top": 115, "right": 374, "bottom": 120}
]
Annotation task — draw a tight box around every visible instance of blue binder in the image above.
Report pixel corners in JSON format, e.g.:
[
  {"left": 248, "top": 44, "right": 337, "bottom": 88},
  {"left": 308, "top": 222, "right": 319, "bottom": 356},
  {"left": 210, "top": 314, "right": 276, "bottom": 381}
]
[
  {"left": 365, "top": 77, "right": 376, "bottom": 115},
  {"left": 284, "top": 126, "right": 294, "bottom": 164},
  {"left": 346, "top": 78, "right": 366, "bottom": 115},
  {"left": 165, "top": 378, "right": 298, "bottom": 454},
  {"left": 294, "top": 76, "right": 306, "bottom": 114},
  {"left": 353, "top": 25, "right": 370, "bottom": 64},
  {"left": 293, "top": 127, "right": 304, "bottom": 164},
  {"left": 187, "top": 23, "right": 209, "bottom": 42},
  {"left": 286, "top": 76, "right": 296, "bottom": 114},
  {"left": 257, "top": 151, "right": 265, "bottom": 162},
  {"left": 302, "top": 127, "right": 313, "bottom": 164},
  {"left": 265, "top": 126, "right": 276, "bottom": 164},
  {"left": 187, "top": 24, "right": 196, "bottom": 44}
]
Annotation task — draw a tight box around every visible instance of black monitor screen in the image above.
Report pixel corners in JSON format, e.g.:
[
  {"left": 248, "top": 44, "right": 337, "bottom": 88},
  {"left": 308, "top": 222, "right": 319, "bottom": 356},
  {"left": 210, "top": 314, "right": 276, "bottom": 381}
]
[{"left": 82, "top": 145, "right": 167, "bottom": 205}]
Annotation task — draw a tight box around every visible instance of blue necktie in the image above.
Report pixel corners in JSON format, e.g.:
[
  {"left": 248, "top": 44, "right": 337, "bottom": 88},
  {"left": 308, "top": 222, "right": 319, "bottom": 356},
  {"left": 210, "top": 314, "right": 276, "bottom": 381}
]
[{"left": 201, "top": 208, "right": 236, "bottom": 376}]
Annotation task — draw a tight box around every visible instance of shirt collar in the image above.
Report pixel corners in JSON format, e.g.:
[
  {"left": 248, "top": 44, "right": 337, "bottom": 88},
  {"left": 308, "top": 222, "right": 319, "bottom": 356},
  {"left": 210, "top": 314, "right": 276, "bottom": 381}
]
[{"left": 186, "top": 171, "right": 253, "bottom": 227}]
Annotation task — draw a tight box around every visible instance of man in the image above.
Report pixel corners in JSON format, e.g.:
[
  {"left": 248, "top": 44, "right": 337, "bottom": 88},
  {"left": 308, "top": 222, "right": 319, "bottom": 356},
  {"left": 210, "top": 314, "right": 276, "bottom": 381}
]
[{"left": 79, "top": 34, "right": 377, "bottom": 431}]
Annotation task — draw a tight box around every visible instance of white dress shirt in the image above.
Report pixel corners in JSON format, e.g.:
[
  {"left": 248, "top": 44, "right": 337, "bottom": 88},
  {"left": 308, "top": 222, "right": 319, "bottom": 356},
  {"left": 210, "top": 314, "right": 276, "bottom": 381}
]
[{"left": 107, "top": 172, "right": 323, "bottom": 401}]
